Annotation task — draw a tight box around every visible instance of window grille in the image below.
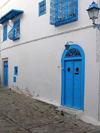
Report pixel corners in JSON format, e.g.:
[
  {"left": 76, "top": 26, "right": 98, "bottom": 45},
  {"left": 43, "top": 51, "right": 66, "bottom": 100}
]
[
  {"left": 39, "top": 0, "right": 46, "bottom": 16},
  {"left": 3, "top": 24, "right": 7, "bottom": 41},
  {"left": 8, "top": 19, "right": 20, "bottom": 41},
  {"left": 14, "top": 19, "right": 20, "bottom": 40},
  {"left": 50, "top": 0, "right": 78, "bottom": 26},
  {"left": 66, "top": 48, "right": 81, "bottom": 57}
]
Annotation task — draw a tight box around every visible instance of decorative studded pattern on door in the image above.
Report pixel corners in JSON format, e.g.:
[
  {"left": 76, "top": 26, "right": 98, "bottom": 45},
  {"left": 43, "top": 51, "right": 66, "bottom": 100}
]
[
  {"left": 65, "top": 60, "right": 81, "bottom": 109},
  {"left": 61, "top": 44, "right": 85, "bottom": 111}
]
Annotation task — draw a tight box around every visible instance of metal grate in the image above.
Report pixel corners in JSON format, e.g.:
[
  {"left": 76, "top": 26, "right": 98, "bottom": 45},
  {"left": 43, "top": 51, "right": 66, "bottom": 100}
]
[
  {"left": 66, "top": 48, "right": 81, "bottom": 57},
  {"left": 8, "top": 19, "right": 20, "bottom": 41},
  {"left": 50, "top": 0, "right": 78, "bottom": 26},
  {"left": 39, "top": 0, "right": 46, "bottom": 16},
  {"left": 14, "top": 19, "right": 20, "bottom": 40}
]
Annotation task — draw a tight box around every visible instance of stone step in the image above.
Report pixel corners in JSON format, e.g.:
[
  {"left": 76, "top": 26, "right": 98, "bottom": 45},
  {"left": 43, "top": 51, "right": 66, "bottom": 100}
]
[{"left": 56, "top": 106, "right": 84, "bottom": 119}]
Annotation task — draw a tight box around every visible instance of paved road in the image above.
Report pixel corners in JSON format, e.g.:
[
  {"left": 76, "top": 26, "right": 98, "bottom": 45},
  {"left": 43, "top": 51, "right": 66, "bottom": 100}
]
[{"left": 0, "top": 87, "right": 100, "bottom": 133}]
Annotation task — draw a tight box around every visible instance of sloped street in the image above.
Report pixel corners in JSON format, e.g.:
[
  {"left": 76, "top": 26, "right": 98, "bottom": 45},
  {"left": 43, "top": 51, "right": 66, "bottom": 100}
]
[{"left": 0, "top": 86, "right": 100, "bottom": 133}]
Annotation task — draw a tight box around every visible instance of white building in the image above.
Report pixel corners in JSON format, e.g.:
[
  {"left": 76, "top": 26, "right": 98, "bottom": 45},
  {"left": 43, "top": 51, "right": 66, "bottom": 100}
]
[{"left": 0, "top": 0, "right": 100, "bottom": 125}]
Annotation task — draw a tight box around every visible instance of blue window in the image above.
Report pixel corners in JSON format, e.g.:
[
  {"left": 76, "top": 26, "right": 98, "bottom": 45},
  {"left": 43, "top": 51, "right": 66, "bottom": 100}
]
[
  {"left": 50, "top": 0, "right": 78, "bottom": 26},
  {"left": 8, "top": 19, "right": 20, "bottom": 41},
  {"left": 14, "top": 19, "right": 20, "bottom": 41},
  {"left": 39, "top": 0, "right": 46, "bottom": 16},
  {"left": 3, "top": 24, "right": 7, "bottom": 41},
  {"left": 13, "top": 77, "right": 16, "bottom": 82},
  {"left": 14, "top": 66, "right": 18, "bottom": 75},
  {"left": 66, "top": 48, "right": 81, "bottom": 57}
]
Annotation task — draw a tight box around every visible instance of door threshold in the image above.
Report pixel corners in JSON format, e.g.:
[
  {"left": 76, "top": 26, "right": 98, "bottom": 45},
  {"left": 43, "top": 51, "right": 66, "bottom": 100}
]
[{"left": 56, "top": 106, "right": 83, "bottom": 119}]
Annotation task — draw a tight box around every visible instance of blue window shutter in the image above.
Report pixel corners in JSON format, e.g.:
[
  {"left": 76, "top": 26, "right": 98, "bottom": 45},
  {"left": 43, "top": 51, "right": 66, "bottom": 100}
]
[
  {"left": 14, "top": 66, "right": 18, "bottom": 75},
  {"left": 3, "top": 24, "right": 7, "bottom": 42},
  {"left": 13, "top": 77, "right": 16, "bottom": 82},
  {"left": 50, "top": 0, "right": 78, "bottom": 26},
  {"left": 8, "top": 19, "right": 20, "bottom": 41},
  {"left": 50, "top": 0, "right": 56, "bottom": 25},
  {"left": 39, "top": 0, "right": 46, "bottom": 16}
]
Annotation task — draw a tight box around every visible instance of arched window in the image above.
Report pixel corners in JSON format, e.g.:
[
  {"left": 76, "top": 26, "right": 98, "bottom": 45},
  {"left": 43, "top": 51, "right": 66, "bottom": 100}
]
[{"left": 66, "top": 48, "right": 81, "bottom": 58}]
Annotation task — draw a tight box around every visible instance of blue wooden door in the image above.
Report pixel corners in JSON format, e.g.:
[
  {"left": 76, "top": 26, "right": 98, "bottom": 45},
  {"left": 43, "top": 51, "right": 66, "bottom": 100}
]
[
  {"left": 4, "top": 61, "right": 8, "bottom": 86},
  {"left": 65, "top": 60, "right": 81, "bottom": 109},
  {"left": 65, "top": 61, "right": 73, "bottom": 107},
  {"left": 73, "top": 60, "right": 81, "bottom": 109}
]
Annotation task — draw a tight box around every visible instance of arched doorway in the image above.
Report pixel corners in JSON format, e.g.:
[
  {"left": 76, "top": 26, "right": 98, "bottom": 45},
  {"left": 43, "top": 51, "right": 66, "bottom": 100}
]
[{"left": 61, "top": 44, "right": 85, "bottom": 111}]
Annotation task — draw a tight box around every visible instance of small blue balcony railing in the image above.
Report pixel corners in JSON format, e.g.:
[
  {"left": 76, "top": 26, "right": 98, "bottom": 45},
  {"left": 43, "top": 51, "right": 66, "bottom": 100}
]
[{"left": 8, "top": 19, "right": 20, "bottom": 41}]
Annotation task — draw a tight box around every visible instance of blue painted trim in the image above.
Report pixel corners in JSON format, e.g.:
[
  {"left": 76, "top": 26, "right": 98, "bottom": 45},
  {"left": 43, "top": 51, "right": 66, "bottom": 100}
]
[
  {"left": 87, "top": 2, "right": 100, "bottom": 11},
  {"left": 8, "top": 19, "right": 20, "bottom": 41},
  {"left": 3, "top": 24, "right": 7, "bottom": 42},
  {"left": 14, "top": 66, "right": 18, "bottom": 75},
  {"left": 64, "top": 57, "right": 82, "bottom": 60},
  {"left": 13, "top": 77, "right": 16, "bottom": 82},
  {"left": 0, "top": 9, "right": 23, "bottom": 24},
  {"left": 61, "top": 44, "right": 85, "bottom": 111},
  {"left": 39, "top": 0, "right": 46, "bottom": 16},
  {"left": 14, "top": 19, "right": 20, "bottom": 25},
  {"left": 50, "top": 0, "right": 78, "bottom": 26},
  {"left": 13, "top": 19, "right": 20, "bottom": 41},
  {"left": 4, "top": 61, "right": 8, "bottom": 86}
]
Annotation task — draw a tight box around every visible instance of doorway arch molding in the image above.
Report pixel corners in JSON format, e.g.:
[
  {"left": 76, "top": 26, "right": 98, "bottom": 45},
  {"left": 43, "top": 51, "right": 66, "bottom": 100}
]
[{"left": 61, "top": 44, "right": 85, "bottom": 111}]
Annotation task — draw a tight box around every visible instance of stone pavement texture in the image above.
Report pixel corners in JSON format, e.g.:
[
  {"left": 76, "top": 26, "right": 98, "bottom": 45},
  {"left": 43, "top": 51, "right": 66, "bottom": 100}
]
[{"left": 0, "top": 87, "right": 100, "bottom": 133}]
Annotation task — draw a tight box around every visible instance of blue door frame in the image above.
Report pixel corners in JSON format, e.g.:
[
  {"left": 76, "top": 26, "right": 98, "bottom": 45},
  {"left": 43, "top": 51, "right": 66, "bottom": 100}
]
[
  {"left": 4, "top": 61, "right": 8, "bottom": 86},
  {"left": 61, "top": 44, "right": 85, "bottom": 111}
]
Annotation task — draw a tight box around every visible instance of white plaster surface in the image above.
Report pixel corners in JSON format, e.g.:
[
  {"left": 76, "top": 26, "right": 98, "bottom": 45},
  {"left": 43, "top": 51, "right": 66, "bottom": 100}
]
[
  {"left": 0, "top": 0, "right": 99, "bottom": 124},
  {"left": 80, "top": 115, "right": 100, "bottom": 126}
]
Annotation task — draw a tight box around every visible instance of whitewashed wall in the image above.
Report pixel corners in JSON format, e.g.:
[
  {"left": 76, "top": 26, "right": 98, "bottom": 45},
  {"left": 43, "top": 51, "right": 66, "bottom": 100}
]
[
  {"left": 0, "top": 0, "right": 99, "bottom": 123},
  {"left": 0, "top": 0, "right": 96, "bottom": 48}
]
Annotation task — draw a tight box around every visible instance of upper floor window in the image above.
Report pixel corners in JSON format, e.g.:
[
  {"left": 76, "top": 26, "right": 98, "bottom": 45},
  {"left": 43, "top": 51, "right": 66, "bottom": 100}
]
[
  {"left": 14, "top": 19, "right": 20, "bottom": 41},
  {"left": 50, "top": 0, "right": 78, "bottom": 26},
  {"left": 8, "top": 19, "right": 20, "bottom": 41},
  {"left": 3, "top": 24, "right": 7, "bottom": 42},
  {"left": 39, "top": 0, "right": 46, "bottom": 16}
]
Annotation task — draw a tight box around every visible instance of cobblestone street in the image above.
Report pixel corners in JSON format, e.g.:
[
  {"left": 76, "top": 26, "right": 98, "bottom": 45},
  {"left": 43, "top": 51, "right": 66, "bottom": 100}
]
[{"left": 0, "top": 87, "right": 100, "bottom": 133}]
